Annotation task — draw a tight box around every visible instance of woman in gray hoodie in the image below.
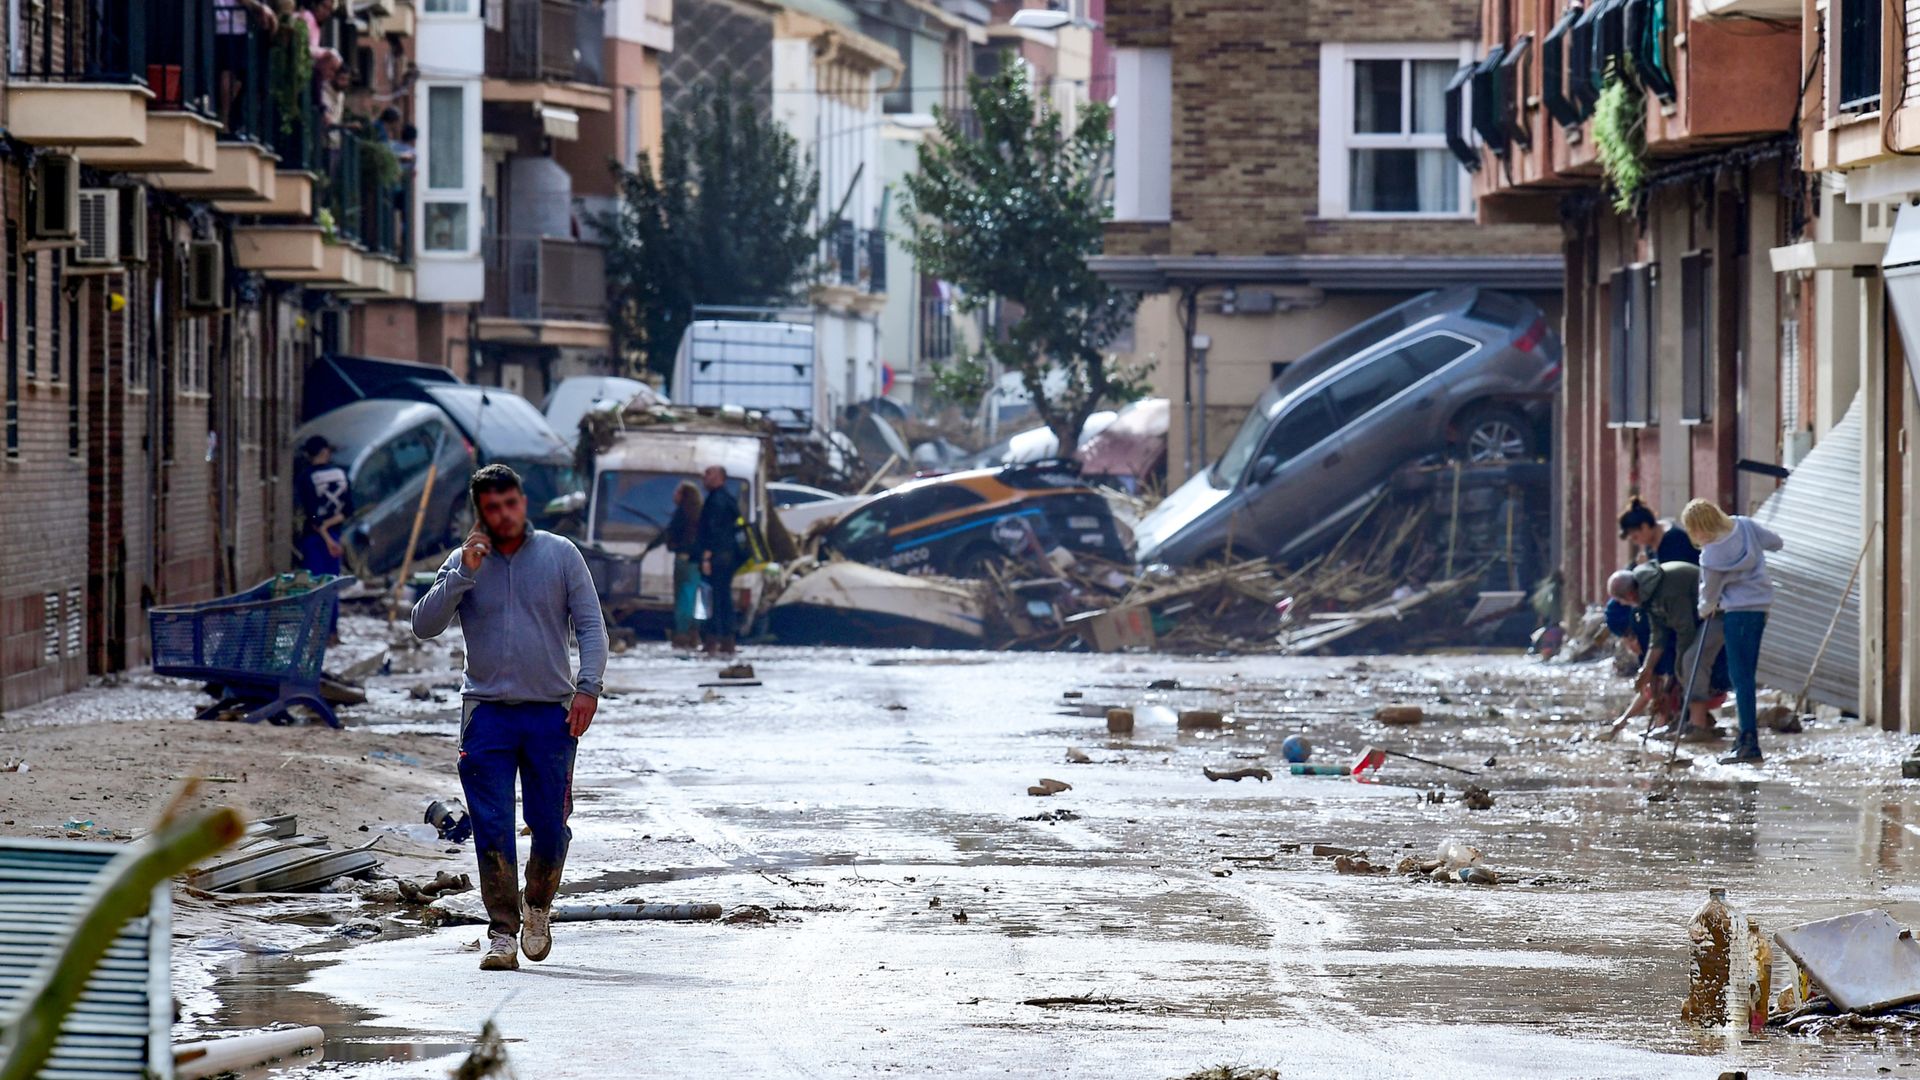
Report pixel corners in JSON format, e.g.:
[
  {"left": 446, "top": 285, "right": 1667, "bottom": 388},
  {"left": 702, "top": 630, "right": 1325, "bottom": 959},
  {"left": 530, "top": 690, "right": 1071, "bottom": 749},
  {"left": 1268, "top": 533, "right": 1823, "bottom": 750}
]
[{"left": 1681, "top": 499, "right": 1784, "bottom": 764}]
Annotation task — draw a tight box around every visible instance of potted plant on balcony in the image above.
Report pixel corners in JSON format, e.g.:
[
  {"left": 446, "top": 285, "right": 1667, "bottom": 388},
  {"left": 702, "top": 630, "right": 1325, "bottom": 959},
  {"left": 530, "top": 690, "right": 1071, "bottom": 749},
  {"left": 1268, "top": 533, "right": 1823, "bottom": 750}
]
[
  {"left": 1593, "top": 75, "right": 1647, "bottom": 214},
  {"left": 270, "top": 10, "right": 315, "bottom": 135}
]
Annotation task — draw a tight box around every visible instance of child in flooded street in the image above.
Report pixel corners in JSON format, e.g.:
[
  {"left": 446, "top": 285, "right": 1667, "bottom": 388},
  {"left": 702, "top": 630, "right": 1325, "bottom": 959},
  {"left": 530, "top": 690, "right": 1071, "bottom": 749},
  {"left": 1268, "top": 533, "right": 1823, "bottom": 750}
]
[{"left": 1681, "top": 499, "right": 1783, "bottom": 765}]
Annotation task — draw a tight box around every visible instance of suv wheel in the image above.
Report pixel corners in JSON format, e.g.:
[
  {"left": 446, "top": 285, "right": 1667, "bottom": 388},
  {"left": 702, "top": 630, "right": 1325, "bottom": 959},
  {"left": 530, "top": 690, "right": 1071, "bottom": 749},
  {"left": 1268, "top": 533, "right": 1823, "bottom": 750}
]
[
  {"left": 1458, "top": 405, "right": 1535, "bottom": 464},
  {"left": 955, "top": 544, "right": 1003, "bottom": 578}
]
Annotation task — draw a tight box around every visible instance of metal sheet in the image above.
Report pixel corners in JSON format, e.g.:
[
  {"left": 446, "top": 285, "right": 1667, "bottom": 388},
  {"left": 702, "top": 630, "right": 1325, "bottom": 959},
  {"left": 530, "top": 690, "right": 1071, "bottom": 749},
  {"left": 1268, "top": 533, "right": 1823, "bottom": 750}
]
[
  {"left": 1774, "top": 909, "right": 1920, "bottom": 1013},
  {"left": 1753, "top": 393, "right": 1864, "bottom": 711},
  {"left": 0, "top": 838, "right": 171, "bottom": 1078}
]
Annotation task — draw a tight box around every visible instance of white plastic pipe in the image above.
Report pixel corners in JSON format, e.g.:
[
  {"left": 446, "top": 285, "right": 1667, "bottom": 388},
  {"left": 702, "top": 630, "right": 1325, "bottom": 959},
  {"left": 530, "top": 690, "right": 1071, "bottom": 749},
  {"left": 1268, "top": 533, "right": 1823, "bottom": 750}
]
[{"left": 174, "top": 1026, "right": 324, "bottom": 1079}]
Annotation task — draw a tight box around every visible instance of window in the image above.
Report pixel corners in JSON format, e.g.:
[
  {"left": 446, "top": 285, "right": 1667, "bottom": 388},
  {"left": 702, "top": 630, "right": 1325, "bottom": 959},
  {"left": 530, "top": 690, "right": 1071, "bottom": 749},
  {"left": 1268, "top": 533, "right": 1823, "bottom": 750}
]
[
  {"left": 1608, "top": 263, "right": 1656, "bottom": 426},
  {"left": 1837, "top": 0, "right": 1881, "bottom": 112},
  {"left": 1325, "top": 352, "right": 1423, "bottom": 422},
  {"left": 4, "top": 219, "right": 15, "bottom": 458},
  {"left": 66, "top": 287, "right": 78, "bottom": 459},
  {"left": 1320, "top": 44, "right": 1474, "bottom": 218},
  {"left": 1681, "top": 250, "right": 1713, "bottom": 423},
  {"left": 891, "top": 485, "right": 985, "bottom": 525},
  {"left": 424, "top": 85, "right": 470, "bottom": 252},
  {"left": 624, "top": 87, "right": 640, "bottom": 170},
  {"left": 1541, "top": 7, "right": 1581, "bottom": 128},
  {"left": 423, "top": 0, "right": 470, "bottom": 11},
  {"left": 1398, "top": 332, "right": 1479, "bottom": 376},
  {"left": 1263, "top": 393, "right": 1342, "bottom": 466}
]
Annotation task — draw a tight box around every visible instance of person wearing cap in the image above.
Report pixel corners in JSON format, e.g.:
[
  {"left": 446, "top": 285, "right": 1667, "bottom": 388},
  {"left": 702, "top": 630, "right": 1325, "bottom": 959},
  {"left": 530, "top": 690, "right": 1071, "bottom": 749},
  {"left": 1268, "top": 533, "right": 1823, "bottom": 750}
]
[
  {"left": 295, "top": 434, "right": 352, "bottom": 576},
  {"left": 1608, "top": 561, "right": 1728, "bottom": 742}
]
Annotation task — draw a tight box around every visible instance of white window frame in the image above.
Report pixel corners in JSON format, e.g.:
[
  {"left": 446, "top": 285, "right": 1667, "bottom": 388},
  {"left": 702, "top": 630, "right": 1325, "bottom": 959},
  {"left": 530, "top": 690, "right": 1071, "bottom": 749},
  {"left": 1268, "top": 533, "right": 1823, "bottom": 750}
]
[
  {"left": 418, "top": 80, "right": 480, "bottom": 257},
  {"left": 1318, "top": 41, "right": 1476, "bottom": 221}
]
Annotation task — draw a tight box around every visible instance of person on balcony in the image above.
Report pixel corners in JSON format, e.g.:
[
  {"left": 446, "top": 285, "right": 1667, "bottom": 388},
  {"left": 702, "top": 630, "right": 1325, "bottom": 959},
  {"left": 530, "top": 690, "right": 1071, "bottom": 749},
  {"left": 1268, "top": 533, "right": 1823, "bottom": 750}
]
[{"left": 214, "top": 0, "right": 275, "bottom": 125}]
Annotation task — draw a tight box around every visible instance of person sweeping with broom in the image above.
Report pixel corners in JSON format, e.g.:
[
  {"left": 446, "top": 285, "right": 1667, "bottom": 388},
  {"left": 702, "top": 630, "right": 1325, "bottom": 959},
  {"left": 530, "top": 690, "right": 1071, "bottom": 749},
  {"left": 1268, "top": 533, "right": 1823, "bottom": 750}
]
[{"left": 1680, "top": 499, "right": 1783, "bottom": 765}]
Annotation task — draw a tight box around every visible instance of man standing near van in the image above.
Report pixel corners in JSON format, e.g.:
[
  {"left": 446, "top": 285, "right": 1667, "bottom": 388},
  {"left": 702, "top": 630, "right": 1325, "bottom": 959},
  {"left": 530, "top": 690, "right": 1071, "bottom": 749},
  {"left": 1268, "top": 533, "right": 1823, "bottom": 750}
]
[
  {"left": 697, "top": 464, "right": 743, "bottom": 656},
  {"left": 412, "top": 465, "right": 608, "bottom": 971}
]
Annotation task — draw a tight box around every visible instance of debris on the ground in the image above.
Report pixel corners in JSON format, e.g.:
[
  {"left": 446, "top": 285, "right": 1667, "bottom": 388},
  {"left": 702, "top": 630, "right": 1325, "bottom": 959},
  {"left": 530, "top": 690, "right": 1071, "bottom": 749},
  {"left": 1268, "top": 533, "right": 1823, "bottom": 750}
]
[
  {"left": 407, "top": 684, "right": 434, "bottom": 701},
  {"left": 1171, "top": 1067, "right": 1281, "bottom": 1080},
  {"left": 1333, "top": 854, "right": 1386, "bottom": 875},
  {"left": 1065, "top": 747, "right": 1092, "bottom": 764},
  {"left": 1461, "top": 785, "right": 1496, "bottom": 810},
  {"left": 1148, "top": 678, "right": 1180, "bottom": 690},
  {"left": 1106, "top": 708, "right": 1135, "bottom": 734},
  {"left": 1027, "top": 778, "right": 1073, "bottom": 796},
  {"left": 697, "top": 679, "right": 762, "bottom": 688},
  {"left": 1685, "top": 887, "right": 1771, "bottom": 1031},
  {"left": 1208, "top": 863, "right": 1233, "bottom": 877},
  {"left": 952, "top": 910, "right": 969, "bottom": 923},
  {"left": 1280, "top": 735, "right": 1310, "bottom": 762},
  {"left": 1063, "top": 690, "right": 1084, "bottom": 699},
  {"left": 1291, "top": 764, "right": 1350, "bottom": 776},
  {"left": 1020, "top": 808, "right": 1081, "bottom": 823},
  {"left": 367, "top": 749, "right": 422, "bottom": 767},
  {"left": 1312, "top": 844, "right": 1360, "bottom": 858},
  {"left": 173, "top": 1026, "right": 325, "bottom": 1080},
  {"left": 1202, "top": 766, "right": 1272, "bottom": 783},
  {"left": 189, "top": 816, "right": 381, "bottom": 894},
  {"left": 424, "top": 798, "right": 472, "bottom": 843},
  {"left": 2, "top": 758, "right": 28, "bottom": 772},
  {"left": 396, "top": 871, "right": 472, "bottom": 904},
  {"left": 1774, "top": 909, "right": 1920, "bottom": 1014},
  {"left": 551, "top": 903, "right": 725, "bottom": 922},
  {"left": 721, "top": 904, "right": 774, "bottom": 925},
  {"left": 1021, "top": 994, "right": 1132, "bottom": 1008},
  {"left": 1376, "top": 705, "right": 1423, "bottom": 726},
  {"left": 1177, "top": 709, "right": 1226, "bottom": 731},
  {"left": 450, "top": 1019, "right": 514, "bottom": 1080},
  {"left": 718, "top": 663, "right": 756, "bottom": 680}
]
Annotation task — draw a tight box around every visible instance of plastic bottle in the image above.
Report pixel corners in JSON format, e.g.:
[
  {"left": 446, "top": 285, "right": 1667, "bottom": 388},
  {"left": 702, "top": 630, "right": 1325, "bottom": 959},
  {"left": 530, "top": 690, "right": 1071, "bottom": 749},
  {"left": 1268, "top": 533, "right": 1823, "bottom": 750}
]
[
  {"left": 1683, "top": 888, "right": 1733, "bottom": 1025},
  {"left": 1684, "top": 888, "right": 1770, "bottom": 1031}
]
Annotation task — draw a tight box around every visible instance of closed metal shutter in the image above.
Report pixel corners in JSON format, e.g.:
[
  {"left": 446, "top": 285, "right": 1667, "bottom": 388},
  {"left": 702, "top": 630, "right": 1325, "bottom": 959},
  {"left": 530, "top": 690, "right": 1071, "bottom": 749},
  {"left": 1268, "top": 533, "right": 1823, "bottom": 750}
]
[
  {"left": 1754, "top": 394, "right": 1864, "bottom": 711},
  {"left": 0, "top": 839, "right": 171, "bottom": 1079}
]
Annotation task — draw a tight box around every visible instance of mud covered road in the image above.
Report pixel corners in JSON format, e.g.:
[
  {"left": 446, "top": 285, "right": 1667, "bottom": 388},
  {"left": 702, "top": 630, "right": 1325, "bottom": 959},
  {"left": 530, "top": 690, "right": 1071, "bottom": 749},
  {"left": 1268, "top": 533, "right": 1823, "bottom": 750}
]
[{"left": 183, "top": 646, "right": 1920, "bottom": 1078}]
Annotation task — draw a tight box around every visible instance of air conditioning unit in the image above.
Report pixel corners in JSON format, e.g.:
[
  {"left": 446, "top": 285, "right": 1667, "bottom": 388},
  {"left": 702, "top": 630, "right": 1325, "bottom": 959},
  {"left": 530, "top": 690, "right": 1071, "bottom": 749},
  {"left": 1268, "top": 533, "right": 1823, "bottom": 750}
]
[
  {"left": 119, "top": 186, "right": 148, "bottom": 264},
  {"left": 185, "top": 240, "right": 223, "bottom": 311},
  {"left": 74, "top": 189, "right": 120, "bottom": 267},
  {"left": 31, "top": 154, "right": 79, "bottom": 242}
]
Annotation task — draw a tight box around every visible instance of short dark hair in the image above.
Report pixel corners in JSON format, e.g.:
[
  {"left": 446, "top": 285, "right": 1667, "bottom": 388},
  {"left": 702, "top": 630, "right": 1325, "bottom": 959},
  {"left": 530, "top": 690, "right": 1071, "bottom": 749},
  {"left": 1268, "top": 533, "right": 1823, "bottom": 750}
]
[
  {"left": 1618, "top": 498, "right": 1657, "bottom": 539},
  {"left": 301, "top": 434, "right": 331, "bottom": 458},
  {"left": 470, "top": 464, "right": 523, "bottom": 502}
]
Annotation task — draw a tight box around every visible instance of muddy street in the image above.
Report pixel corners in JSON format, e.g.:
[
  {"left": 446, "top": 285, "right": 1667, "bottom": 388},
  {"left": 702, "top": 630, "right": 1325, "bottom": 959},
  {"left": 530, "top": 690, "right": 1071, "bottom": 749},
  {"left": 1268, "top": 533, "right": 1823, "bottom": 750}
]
[{"left": 148, "top": 646, "right": 1919, "bottom": 1079}]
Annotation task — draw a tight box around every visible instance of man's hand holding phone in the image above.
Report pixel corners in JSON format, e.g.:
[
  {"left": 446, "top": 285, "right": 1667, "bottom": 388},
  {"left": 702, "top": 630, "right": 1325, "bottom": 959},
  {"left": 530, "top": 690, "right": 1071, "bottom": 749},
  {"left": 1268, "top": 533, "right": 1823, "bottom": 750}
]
[{"left": 461, "top": 530, "right": 491, "bottom": 572}]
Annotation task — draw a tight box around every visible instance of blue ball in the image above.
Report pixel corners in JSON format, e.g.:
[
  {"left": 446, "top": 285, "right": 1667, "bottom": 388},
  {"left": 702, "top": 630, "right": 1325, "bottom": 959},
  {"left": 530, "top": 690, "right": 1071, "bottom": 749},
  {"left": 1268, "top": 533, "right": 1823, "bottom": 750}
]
[{"left": 1281, "top": 735, "right": 1311, "bottom": 763}]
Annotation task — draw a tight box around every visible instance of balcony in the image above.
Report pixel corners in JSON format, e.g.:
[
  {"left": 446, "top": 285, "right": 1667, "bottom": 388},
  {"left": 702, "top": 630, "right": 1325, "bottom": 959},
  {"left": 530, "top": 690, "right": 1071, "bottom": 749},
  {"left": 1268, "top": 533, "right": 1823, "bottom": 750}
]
[
  {"left": 1640, "top": 5, "right": 1800, "bottom": 155},
  {"left": 483, "top": 0, "right": 612, "bottom": 113},
  {"left": 811, "top": 221, "right": 888, "bottom": 314},
  {"left": 478, "top": 236, "right": 610, "bottom": 348},
  {"left": 7, "top": 0, "right": 152, "bottom": 146},
  {"left": 154, "top": 14, "right": 279, "bottom": 199},
  {"left": 73, "top": 0, "right": 221, "bottom": 171}
]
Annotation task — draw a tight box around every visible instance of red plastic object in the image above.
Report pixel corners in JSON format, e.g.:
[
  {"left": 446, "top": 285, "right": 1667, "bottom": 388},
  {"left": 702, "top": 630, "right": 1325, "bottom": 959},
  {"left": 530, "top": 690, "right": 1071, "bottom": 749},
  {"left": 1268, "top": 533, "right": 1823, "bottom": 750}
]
[{"left": 1351, "top": 746, "right": 1386, "bottom": 775}]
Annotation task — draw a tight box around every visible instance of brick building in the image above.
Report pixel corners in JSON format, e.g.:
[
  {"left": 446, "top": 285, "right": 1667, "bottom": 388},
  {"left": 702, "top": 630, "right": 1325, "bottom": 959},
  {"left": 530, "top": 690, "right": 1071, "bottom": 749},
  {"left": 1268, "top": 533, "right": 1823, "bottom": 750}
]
[
  {"left": 1092, "top": 0, "right": 1562, "bottom": 485},
  {"left": 0, "top": 0, "right": 425, "bottom": 711}
]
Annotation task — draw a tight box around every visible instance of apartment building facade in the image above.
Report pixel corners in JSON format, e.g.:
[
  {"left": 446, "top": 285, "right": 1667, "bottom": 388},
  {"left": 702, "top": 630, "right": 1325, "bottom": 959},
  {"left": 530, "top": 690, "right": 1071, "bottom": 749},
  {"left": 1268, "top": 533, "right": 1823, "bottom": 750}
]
[
  {"left": 1094, "top": 0, "right": 1562, "bottom": 487},
  {"left": 0, "top": 0, "right": 439, "bottom": 711}
]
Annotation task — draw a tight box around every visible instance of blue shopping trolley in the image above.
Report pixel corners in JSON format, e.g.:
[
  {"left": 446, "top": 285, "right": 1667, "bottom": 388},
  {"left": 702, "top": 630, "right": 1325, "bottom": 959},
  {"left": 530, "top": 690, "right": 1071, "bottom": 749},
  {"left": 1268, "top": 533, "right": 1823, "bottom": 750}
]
[{"left": 148, "top": 574, "right": 351, "bottom": 728}]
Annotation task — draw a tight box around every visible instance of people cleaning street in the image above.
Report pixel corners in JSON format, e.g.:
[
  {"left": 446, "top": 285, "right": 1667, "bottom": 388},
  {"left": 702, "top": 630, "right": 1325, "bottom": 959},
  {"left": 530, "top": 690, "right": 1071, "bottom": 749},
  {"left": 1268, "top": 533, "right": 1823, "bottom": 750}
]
[
  {"left": 1607, "top": 559, "right": 1729, "bottom": 743},
  {"left": 411, "top": 465, "right": 608, "bottom": 971},
  {"left": 1682, "top": 499, "right": 1784, "bottom": 765}
]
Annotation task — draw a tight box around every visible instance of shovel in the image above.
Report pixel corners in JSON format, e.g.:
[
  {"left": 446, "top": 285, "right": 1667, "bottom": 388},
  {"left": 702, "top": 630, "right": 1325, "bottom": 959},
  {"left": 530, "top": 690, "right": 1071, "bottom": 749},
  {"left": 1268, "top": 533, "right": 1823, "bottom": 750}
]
[{"left": 1661, "top": 613, "right": 1719, "bottom": 770}]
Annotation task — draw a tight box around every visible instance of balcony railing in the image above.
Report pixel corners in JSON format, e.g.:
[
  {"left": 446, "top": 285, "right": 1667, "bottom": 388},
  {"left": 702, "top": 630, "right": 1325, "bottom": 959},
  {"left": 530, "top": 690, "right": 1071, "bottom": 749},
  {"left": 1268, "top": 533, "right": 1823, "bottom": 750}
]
[
  {"left": 328, "top": 132, "right": 368, "bottom": 246},
  {"left": 146, "top": 0, "right": 216, "bottom": 116},
  {"left": 272, "top": 68, "right": 326, "bottom": 173},
  {"left": 482, "top": 236, "right": 608, "bottom": 323},
  {"left": 219, "top": 16, "right": 277, "bottom": 146},
  {"left": 486, "top": 0, "right": 606, "bottom": 85},
  {"left": 920, "top": 289, "right": 954, "bottom": 363},
  {"left": 819, "top": 221, "right": 886, "bottom": 294},
  {"left": 10, "top": 0, "right": 146, "bottom": 82}
]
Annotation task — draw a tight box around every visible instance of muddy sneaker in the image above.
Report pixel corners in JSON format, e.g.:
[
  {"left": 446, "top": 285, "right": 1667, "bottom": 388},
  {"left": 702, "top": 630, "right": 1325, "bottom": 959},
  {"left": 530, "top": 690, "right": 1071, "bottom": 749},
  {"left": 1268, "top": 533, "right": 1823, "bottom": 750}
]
[
  {"left": 521, "top": 898, "right": 552, "bottom": 962},
  {"left": 479, "top": 932, "right": 518, "bottom": 971},
  {"left": 1679, "top": 724, "right": 1723, "bottom": 743}
]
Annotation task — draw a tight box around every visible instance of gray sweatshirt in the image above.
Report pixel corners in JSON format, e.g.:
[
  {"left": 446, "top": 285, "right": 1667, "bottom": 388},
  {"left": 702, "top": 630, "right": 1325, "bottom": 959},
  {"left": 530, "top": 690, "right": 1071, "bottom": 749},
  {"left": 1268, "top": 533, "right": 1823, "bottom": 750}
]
[
  {"left": 1697, "top": 516, "right": 1784, "bottom": 616},
  {"left": 411, "top": 529, "right": 608, "bottom": 702}
]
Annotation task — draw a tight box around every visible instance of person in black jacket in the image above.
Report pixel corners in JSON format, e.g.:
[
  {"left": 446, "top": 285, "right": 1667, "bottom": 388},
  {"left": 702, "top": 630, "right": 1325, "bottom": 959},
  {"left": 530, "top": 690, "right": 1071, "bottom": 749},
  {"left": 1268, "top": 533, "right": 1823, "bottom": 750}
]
[
  {"left": 696, "top": 466, "right": 744, "bottom": 656},
  {"left": 642, "top": 481, "right": 703, "bottom": 651}
]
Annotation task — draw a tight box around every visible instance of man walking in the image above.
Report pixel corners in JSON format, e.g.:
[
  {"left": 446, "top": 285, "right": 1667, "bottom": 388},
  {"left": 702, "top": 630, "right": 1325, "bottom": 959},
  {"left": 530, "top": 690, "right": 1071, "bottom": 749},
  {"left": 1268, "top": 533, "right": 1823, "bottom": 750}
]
[
  {"left": 697, "top": 465, "right": 743, "bottom": 656},
  {"left": 412, "top": 465, "right": 607, "bottom": 971}
]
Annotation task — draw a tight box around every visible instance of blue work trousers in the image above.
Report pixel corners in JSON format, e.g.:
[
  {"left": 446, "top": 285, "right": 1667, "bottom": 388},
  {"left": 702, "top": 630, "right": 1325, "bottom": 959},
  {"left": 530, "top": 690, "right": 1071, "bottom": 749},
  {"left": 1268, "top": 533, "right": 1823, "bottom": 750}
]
[{"left": 458, "top": 700, "right": 577, "bottom": 938}]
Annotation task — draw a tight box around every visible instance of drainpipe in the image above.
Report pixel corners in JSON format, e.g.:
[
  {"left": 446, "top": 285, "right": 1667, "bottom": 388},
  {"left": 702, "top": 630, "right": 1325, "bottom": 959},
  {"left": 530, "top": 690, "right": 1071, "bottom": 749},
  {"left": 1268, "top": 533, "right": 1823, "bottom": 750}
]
[
  {"left": 1192, "top": 331, "right": 1211, "bottom": 466},
  {"left": 1179, "top": 286, "right": 1198, "bottom": 478}
]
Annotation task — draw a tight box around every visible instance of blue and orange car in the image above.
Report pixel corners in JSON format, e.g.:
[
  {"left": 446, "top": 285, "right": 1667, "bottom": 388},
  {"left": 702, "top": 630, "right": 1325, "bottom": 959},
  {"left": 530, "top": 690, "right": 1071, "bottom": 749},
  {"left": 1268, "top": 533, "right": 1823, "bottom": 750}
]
[{"left": 820, "top": 461, "right": 1128, "bottom": 577}]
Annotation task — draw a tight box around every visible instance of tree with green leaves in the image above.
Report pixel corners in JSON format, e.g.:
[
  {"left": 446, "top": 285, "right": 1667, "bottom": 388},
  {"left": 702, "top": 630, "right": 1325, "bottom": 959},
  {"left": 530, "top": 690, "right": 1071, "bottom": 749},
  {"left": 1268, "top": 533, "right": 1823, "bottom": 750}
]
[
  {"left": 904, "top": 61, "right": 1145, "bottom": 449},
  {"left": 602, "top": 79, "right": 819, "bottom": 378}
]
